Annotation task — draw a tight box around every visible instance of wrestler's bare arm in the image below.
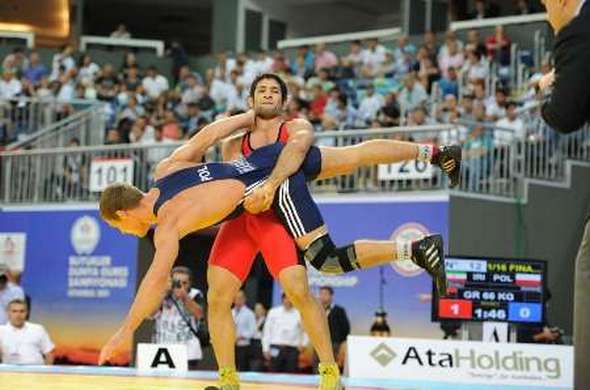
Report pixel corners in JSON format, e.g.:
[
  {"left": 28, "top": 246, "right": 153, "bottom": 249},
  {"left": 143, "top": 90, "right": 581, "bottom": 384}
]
[
  {"left": 119, "top": 223, "right": 179, "bottom": 332},
  {"left": 168, "top": 111, "right": 255, "bottom": 163}
]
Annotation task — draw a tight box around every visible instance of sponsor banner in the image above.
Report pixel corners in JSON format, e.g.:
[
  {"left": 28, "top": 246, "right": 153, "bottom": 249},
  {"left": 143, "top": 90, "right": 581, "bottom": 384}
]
[
  {"left": 273, "top": 197, "right": 449, "bottom": 338},
  {"left": 0, "top": 232, "right": 27, "bottom": 272},
  {"left": 348, "top": 335, "right": 573, "bottom": 388},
  {"left": 0, "top": 207, "right": 138, "bottom": 365}
]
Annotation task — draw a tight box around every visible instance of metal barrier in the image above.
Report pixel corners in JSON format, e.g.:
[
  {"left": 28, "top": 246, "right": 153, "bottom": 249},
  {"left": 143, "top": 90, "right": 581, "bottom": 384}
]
[
  {"left": 1, "top": 122, "right": 588, "bottom": 204},
  {"left": 2, "top": 99, "right": 107, "bottom": 150}
]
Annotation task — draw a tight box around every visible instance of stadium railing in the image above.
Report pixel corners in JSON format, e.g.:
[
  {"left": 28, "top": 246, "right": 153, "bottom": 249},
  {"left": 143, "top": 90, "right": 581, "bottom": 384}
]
[
  {"left": 2, "top": 120, "right": 587, "bottom": 204},
  {"left": 2, "top": 98, "right": 107, "bottom": 150},
  {"left": 0, "top": 30, "right": 35, "bottom": 48},
  {"left": 79, "top": 35, "right": 165, "bottom": 57}
]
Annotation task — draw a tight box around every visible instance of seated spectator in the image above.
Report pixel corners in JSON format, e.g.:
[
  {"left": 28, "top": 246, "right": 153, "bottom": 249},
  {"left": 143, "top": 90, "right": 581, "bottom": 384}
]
[
  {"left": 0, "top": 265, "right": 24, "bottom": 325},
  {"left": 142, "top": 66, "right": 170, "bottom": 100},
  {"left": 358, "top": 85, "right": 384, "bottom": 126},
  {"left": 361, "top": 38, "right": 387, "bottom": 77},
  {"left": 285, "top": 97, "right": 308, "bottom": 121},
  {"left": 306, "top": 68, "right": 335, "bottom": 92},
  {"left": 292, "top": 45, "right": 315, "bottom": 78},
  {"left": 438, "top": 30, "right": 464, "bottom": 60},
  {"left": 105, "top": 128, "right": 122, "bottom": 144},
  {"left": 323, "top": 94, "right": 357, "bottom": 130},
  {"left": 438, "top": 38, "right": 464, "bottom": 79},
  {"left": 0, "top": 299, "right": 54, "bottom": 365},
  {"left": 271, "top": 51, "right": 290, "bottom": 74},
  {"left": 486, "top": 26, "right": 512, "bottom": 69},
  {"left": 438, "top": 66, "right": 459, "bottom": 98},
  {"left": 398, "top": 73, "right": 428, "bottom": 113},
  {"left": 437, "top": 94, "right": 460, "bottom": 123},
  {"left": 472, "top": 79, "right": 488, "bottom": 107},
  {"left": 0, "top": 70, "right": 22, "bottom": 99},
  {"left": 110, "top": 23, "right": 131, "bottom": 39},
  {"left": 262, "top": 294, "right": 308, "bottom": 373},
  {"left": 459, "top": 94, "right": 475, "bottom": 121},
  {"left": 120, "top": 52, "right": 139, "bottom": 80},
  {"left": 465, "top": 29, "right": 487, "bottom": 59},
  {"left": 379, "top": 92, "right": 401, "bottom": 126},
  {"left": 308, "top": 84, "right": 329, "bottom": 124},
  {"left": 495, "top": 101, "right": 526, "bottom": 145},
  {"left": 463, "top": 124, "right": 493, "bottom": 189},
  {"left": 462, "top": 50, "right": 489, "bottom": 84},
  {"left": 485, "top": 88, "right": 508, "bottom": 121},
  {"left": 182, "top": 102, "right": 206, "bottom": 133},
  {"left": 232, "top": 290, "right": 256, "bottom": 372},
  {"left": 152, "top": 266, "right": 204, "bottom": 370},
  {"left": 95, "top": 64, "right": 119, "bottom": 102},
  {"left": 23, "top": 51, "right": 48, "bottom": 86},
  {"left": 161, "top": 110, "right": 182, "bottom": 140},
  {"left": 416, "top": 54, "right": 440, "bottom": 94},
  {"left": 344, "top": 40, "right": 364, "bottom": 76},
  {"left": 314, "top": 43, "right": 338, "bottom": 74}
]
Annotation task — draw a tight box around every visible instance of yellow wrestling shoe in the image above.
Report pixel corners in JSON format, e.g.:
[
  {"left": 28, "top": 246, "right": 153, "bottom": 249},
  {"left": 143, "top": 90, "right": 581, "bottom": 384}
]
[
  {"left": 318, "top": 362, "right": 343, "bottom": 390},
  {"left": 217, "top": 367, "right": 240, "bottom": 390}
]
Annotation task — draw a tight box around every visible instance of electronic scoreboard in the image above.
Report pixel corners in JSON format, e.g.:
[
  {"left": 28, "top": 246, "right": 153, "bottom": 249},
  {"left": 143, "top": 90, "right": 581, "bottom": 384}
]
[{"left": 432, "top": 257, "right": 547, "bottom": 324}]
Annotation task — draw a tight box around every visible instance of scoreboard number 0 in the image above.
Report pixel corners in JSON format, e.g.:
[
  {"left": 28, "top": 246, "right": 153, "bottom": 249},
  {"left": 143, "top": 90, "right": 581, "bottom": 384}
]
[{"left": 519, "top": 306, "right": 531, "bottom": 319}]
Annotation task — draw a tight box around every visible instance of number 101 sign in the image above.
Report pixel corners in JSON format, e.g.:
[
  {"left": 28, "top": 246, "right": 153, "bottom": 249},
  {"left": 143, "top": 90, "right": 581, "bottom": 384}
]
[
  {"left": 378, "top": 160, "right": 433, "bottom": 180},
  {"left": 90, "top": 158, "right": 134, "bottom": 192}
]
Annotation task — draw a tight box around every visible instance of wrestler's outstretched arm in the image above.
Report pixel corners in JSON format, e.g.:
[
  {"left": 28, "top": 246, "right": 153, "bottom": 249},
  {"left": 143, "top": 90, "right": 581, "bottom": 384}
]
[
  {"left": 168, "top": 110, "right": 255, "bottom": 163},
  {"left": 98, "top": 223, "right": 179, "bottom": 365}
]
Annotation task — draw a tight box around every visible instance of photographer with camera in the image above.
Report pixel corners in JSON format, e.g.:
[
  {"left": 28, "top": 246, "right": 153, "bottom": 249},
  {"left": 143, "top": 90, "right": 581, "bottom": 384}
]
[{"left": 151, "top": 266, "right": 205, "bottom": 369}]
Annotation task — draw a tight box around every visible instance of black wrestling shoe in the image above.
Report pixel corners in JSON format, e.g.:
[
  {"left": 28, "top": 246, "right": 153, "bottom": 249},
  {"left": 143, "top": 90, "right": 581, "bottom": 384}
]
[
  {"left": 411, "top": 234, "right": 448, "bottom": 297},
  {"left": 432, "top": 145, "right": 462, "bottom": 188}
]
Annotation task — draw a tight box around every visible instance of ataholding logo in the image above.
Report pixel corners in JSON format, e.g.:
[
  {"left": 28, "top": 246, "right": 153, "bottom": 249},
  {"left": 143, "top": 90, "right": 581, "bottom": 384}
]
[{"left": 370, "top": 343, "right": 397, "bottom": 367}]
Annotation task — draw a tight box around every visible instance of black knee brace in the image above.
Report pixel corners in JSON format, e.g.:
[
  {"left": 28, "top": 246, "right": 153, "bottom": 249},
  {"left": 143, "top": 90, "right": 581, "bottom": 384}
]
[{"left": 303, "top": 235, "right": 360, "bottom": 275}]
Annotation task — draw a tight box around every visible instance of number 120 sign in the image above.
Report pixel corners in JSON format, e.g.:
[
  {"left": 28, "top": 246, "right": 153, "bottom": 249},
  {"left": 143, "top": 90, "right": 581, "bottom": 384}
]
[
  {"left": 90, "top": 158, "right": 134, "bottom": 192},
  {"left": 378, "top": 160, "right": 433, "bottom": 180}
]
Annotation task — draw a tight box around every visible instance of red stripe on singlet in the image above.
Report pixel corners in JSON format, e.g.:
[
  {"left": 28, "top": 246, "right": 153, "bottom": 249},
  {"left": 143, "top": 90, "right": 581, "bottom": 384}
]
[{"left": 241, "top": 122, "right": 288, "bottom": 157}]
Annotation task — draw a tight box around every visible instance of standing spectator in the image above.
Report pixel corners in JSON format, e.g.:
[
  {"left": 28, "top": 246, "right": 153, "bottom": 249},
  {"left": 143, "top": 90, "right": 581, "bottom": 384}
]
[
  {"left": 486, "top": 26, "right": 512, "bottom": 69},
  {"left": 398, "top": 73, "right": 428, "bottom": 113},
  {"left": 318, "top": 287, "right": 350, "bottom": 370},
  {"left": 0, "top": 299, "right": 54, "bottom": 365},
  {"left": 262, "top": 294, "right": 308, "bottom": 373},
  {"left": 110, "top": 24, "right": 131, "bottom": 39},
  {"left": 357, "top": 85, "right": 385, "bottom": 125},
  {"left": 463, "top": 124, "right": 493, "bottom": 190},
  {"left": 23, "top": 51, "right": 48, "bottom": 86},
  {"left": 232, "top": 290, "right": 256, "bottom": 372},
  {"left": 314, "top": 43, "right": 338, "bottom": 74},
  {"left": 142, "top": 66, "right": 170, "bottom": 100},
  {"left": 152, "top": 266, "right": 204, "bottom": 370},
  {"left": 50, "top": 44, "right": 75, "bottom": 81},
  {"left": 0, "top": 70, "right": 22, "bottom": 99},
  {"left": 167, "top": 41, "right": 190, "bottom": 85},
  {"left": 495, "top": 101, "right": 525, "bottom": 144},
  {"left": 250, "top": 303, "right": 267, "bottom": 372},
  {"left": 0, "top": 265, "right": 24, "bottom": 325},
  {"left": 514, "top": 0, "right": 534, "bottom": 15}
]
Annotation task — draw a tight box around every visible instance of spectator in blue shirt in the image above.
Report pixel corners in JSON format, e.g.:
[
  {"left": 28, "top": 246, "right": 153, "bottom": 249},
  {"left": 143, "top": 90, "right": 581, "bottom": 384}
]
[
  {"left": 438, "top": 66, "right": 459, "bottom": 98},
  {"left": 23, "top": 52, "right": 48, "bottom": 86}
]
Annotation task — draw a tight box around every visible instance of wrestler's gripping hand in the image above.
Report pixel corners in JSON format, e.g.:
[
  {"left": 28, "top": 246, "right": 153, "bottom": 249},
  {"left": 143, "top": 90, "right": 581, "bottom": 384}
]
[
  {"left": 244, "top": 181, "right": 278, "bottom": 214},
  {"left": 98, "top": 326, "right": 133, "bottom": 365}
]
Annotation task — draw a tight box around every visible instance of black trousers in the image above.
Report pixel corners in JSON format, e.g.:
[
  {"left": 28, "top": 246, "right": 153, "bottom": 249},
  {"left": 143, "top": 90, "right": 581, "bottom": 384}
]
[
  {"left": 269, "top": 345, "right": 299, "bottom": 373},
  {"left": 235, "top": 345, "right": 251, "bottom": 371}
]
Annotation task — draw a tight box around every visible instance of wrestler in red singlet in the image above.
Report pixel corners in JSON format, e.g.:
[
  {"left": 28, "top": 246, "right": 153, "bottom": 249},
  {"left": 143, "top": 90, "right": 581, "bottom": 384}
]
[{"left": 208, "top": 123, "right": 304, "bottom": 281}]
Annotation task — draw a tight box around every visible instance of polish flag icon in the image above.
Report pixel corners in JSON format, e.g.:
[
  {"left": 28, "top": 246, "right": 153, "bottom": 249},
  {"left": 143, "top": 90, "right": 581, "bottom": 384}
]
[{"left": 515, "top": 273, "right": 542, "bottom": 287}]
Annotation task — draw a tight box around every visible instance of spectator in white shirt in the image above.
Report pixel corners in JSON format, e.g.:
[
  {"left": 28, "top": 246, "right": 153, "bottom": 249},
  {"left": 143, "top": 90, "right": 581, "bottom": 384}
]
[
  {"left": 357, "top": 85, "right": 384, "bottom": 126},
  {"left": 0, "top": 70, "right": 22, "bottom": 99},
  {"left": 262, "top": 294, "right": 308, "bottom": 373},
  {"left": 77, "top": 54, "right": 100, "bottom": 86},
  {"left": 485, "top": 88, "right": 508, "bottom": 121},
  {"left": 142, "top": 66, "right": 169, "bottom": 100},
  {"left": 462, "top": 50, "right": 489, "bottom": 84},
  {"left": 0, "top": 266, "right": 24, "bottom": 325},
  {"left": 495, "top": 101, "right": 526, "bottom": 145},
  {"left": 50, "top": 44, "right": 75, "bottom": 82},
  {"left": 361, "top": 38, "right": 387, "bottom": 77},
  {"left": 110, "top": 24, "right": 131, "bottom": 39},
  {"left": 0, "top": 299, "right": 54, "bottom": 365},
  {"left": 438, "top": 39, "right": 464, "bottom": 78},
  {"left": 398, "top": 73, "right": 428, "bottom": 114},
  {"left": 232, "top": 290, "right": 256, "bottom": 371}
]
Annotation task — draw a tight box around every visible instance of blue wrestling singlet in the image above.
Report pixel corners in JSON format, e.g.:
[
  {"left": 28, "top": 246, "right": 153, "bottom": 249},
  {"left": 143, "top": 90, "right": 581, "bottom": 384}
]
[{"left": 152, "top": 143, "right": 325, "bottom": 238}]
